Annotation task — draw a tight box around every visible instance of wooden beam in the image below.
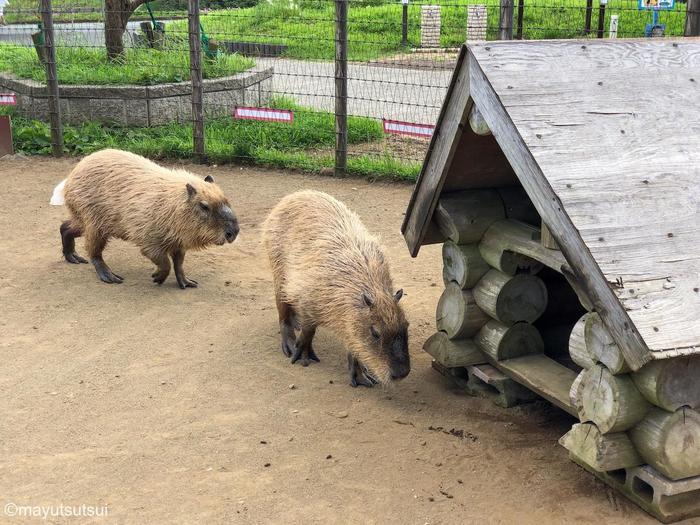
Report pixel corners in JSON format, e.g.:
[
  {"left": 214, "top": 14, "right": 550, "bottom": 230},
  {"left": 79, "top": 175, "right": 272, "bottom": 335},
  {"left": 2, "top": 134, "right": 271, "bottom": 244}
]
[
  {"left": 402, "top": 46, "right": 472, "bottom": 256},
  {"left": 467, "top": 48, "right": 651, "bottom": 370}
]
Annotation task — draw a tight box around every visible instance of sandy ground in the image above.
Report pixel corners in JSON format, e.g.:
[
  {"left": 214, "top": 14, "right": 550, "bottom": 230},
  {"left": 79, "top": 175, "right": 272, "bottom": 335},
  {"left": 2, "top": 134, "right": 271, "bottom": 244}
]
[{"left": 0, "top": 156, "right": 658, "bottom": 525}]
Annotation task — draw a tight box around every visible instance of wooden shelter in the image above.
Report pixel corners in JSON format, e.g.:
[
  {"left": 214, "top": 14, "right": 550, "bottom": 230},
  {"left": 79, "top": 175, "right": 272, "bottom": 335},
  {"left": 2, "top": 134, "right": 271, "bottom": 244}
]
[{"left": 402, "top": 39, "right": 699, "bottom": 522}]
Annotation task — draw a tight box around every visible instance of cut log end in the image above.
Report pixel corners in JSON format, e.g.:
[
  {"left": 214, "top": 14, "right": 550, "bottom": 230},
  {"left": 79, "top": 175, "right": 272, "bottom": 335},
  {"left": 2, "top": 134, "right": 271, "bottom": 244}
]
[
  {"left": 442, "top": 241, "right": 490, "bottom": 289},
  {"left": 632, "top": 356, "right": 700, "bottom": 411},
  {"left": 629, "top": 407, "right": 700, "bottom": 480},
  {"left": 560, "top": 422, "right": 643, "bottom": 472},
  {"left": 473, "top": 269, "right": 548, "bottom": 325},
  {"left": 475, "top": 320, "right": 544, "bottom": 361},
  {"left": 578, "top": 364, "right": 650, "bottom": 434},
  {"left": 436, "top": 283, "right": 490, "bottom": 339}
]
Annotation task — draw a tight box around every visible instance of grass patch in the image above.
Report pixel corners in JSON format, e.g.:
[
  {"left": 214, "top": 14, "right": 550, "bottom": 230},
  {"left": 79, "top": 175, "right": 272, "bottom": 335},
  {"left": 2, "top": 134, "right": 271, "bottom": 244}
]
[
  {"left": 2, "top": 98, "right": 420, "bottom": 180},
  {"left": 4, "top": 0, "right": 180, "bottom": 24},
  {"left": 0, "top": 43, "right": 255, "bottom": 85},
  {"left": 170, "top": 0, "right": 686, "bottom": 61}
]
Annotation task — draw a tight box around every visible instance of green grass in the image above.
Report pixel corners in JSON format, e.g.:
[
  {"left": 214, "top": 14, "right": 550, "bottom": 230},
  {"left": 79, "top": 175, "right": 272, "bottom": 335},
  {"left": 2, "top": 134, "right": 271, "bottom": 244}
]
[
  {"left": 4, "top": 0, "right": 181, "bottom": 24},
  {"left": 1, "top": 98, "right": 420, "bottom": 181},
  {"left": 0, "top": 43, "right": 255, "bottom": 85},
  {"left": 169, "top": 0, "right": 687, "bottom": 61}
]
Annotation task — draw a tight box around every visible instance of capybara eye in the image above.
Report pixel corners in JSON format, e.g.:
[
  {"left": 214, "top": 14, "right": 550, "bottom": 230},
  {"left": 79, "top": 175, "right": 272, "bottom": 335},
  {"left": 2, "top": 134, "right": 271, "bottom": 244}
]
[
  {"left": 370, "top": 326, "right": 381, "bottom": 341},
  {"left": 199, "top": 201, "right": 210, "bottom": 213}
]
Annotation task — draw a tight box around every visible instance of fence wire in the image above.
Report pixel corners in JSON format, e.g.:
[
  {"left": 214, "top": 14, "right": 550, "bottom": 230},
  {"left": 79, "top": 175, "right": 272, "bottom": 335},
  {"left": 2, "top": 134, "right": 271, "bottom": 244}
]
[{"left": 0, "top": 0, "right": 696, "bottom": 177}]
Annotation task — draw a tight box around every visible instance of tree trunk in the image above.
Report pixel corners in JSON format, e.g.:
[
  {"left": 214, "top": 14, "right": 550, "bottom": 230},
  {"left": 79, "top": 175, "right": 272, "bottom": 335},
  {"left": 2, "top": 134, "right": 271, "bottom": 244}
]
[{"left": 105, "top": 0, "right": 142, "bottom": 61}]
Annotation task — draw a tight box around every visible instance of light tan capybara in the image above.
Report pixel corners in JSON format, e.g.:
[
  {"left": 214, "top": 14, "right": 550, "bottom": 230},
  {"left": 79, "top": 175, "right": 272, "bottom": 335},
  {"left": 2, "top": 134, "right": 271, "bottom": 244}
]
[
  {"left": 262, "top": 190, "right": 409, "bottom": 387},
  {"left": 52, "top": 149, "right": 239, "bottom": 288}
]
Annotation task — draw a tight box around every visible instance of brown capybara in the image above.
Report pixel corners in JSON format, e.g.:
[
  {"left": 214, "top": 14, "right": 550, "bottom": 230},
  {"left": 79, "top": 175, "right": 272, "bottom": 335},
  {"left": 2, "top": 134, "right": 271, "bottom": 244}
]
[
  {"left": 262, "top": 190, "right": 409, "bottom": 387},
  {"left": 52, "top": 149, "right": 239, "bottom": 288}
]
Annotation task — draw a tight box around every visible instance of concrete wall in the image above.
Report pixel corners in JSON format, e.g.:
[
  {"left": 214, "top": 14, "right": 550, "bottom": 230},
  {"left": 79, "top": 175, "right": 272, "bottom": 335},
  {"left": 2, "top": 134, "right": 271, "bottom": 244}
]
[{"left": 0, "top": 67, "right": 273, "bottom": 127}]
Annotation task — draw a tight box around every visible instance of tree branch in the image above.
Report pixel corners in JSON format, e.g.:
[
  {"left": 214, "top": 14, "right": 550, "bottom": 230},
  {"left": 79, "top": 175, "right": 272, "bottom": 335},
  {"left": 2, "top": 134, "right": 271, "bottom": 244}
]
[{"left": 128, "top": 0, "right": 151, "bottom": 12}]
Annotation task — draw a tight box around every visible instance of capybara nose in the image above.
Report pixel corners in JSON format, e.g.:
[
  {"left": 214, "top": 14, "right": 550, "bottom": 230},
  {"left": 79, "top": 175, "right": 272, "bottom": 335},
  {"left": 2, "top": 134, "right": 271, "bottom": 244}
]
[
  {"left": 225, "top": 223, "right": 239, "bottom": 243},
  {"left": 391, "top": 363, "right": 410, "bottom": 381}
]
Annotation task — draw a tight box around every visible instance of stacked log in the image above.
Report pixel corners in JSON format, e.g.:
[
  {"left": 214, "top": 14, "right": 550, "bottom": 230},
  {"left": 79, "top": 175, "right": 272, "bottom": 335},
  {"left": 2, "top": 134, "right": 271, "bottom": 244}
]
[
  {"left": 562, "top": 311, "right": 700, "bottom": 481},
  {"left": 426, "top": 189, "right": 548, "bottom": 393},
  {"left": 425, "top": 189, "right": 700, "bottom": 488}
]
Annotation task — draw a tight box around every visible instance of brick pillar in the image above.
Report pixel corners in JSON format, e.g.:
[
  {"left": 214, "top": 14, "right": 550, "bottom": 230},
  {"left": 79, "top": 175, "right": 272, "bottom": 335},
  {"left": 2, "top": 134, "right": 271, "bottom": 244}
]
[
  {"left": 421, "top": 5, "right": 441, "bottom": 48},
  {"left": 467, "top": 5, "right": 487, "bottom": 42}
]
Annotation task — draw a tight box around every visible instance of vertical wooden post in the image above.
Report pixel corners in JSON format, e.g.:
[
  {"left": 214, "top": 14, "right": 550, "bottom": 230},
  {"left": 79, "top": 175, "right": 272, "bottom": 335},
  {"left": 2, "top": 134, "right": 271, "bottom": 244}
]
[
  {"left": 188, "top": 0, "right": 206, "bottom": 164},
  {"left": 401, "top": 0, "right": 408, "bottom": 46},
  {"left": 516, "top": 0, "right": 524, "bottom": 39},
  {"left": 686, "top": 0, "right": 700, "bottom": 36},
  {"left": 499, "top": 0, "right": 514, "bottom": 40},
  {"left": 335, "top": 0, "right": 348, "bottom": 177},
  {"left": 584, "top": 0, "right": 593, "bottom": 34},
  {"left": 39, "top": 0, "right": 63, "bottom": 157}
]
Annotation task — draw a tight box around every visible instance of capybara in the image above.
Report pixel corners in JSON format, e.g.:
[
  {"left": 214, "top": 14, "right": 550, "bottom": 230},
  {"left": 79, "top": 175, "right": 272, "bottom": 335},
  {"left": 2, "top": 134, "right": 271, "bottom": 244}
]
[
  {"left": 262, "top": 190, "right": 409, "bottom": 387},
  {"left": 52, "top": 149, "right": 239, "bottom": 288}
]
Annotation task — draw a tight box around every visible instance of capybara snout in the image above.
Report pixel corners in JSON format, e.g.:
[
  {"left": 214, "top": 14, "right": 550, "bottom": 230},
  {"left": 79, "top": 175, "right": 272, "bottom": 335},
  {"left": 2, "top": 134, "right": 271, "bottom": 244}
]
[{"left": 194, "top": 176, "right": 239, "bottom": 246}]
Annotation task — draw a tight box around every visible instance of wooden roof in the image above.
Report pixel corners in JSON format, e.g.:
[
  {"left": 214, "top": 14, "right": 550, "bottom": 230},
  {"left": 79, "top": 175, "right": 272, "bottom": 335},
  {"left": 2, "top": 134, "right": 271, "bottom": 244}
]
[{"left": 402, "top": 39, "right": 700, "bottom": 369}]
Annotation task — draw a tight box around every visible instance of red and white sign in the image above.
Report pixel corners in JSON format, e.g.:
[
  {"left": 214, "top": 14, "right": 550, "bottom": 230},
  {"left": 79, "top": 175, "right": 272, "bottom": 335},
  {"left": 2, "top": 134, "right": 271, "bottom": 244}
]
[
  {"left": 233, "top": 106, "right": 294, "bottom": 124},
  {"left": 382, "top": 119, "right": 434, "bottom": 138},
  {"left": 0, "top": 93, "right": 17, "bottom": 106}
]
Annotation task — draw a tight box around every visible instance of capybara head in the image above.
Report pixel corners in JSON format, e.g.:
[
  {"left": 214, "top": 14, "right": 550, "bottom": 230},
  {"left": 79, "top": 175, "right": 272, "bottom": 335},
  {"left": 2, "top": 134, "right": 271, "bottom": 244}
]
[
  {"left": 186, "top": 175, "right": 239, "bottom": 246},
  {"left": 356, "top": 289, "right": 410, "bottom": 384}
]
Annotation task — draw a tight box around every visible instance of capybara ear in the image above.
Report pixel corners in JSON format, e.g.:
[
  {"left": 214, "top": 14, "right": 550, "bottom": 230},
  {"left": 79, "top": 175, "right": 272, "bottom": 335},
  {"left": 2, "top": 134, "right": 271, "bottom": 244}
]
[
  {"left": 394, "top": 289, "right": 404, "bottom": 302},
  {"left": 204, "top": 175, "right": 214, "bottom": 183},
  {"left": 362, "top": 292, "right": 374, "bottom": 308},
  {"left": 186, "top": 183, "right": 197, "bottom": 199}
]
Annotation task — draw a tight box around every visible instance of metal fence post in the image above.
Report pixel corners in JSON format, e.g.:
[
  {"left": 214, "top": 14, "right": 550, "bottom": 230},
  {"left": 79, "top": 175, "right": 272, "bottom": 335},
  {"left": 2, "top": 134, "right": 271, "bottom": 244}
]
[
  {"left": 597, "top": 0, "right": 606, "bottom": 38},
  {"left": 39, "top": 0, "right": 63, "bottom": 156},
  {"left": 516, "top": 0, "right": 524, "bottom": 39},
  {"left": 188, "top": 0, "right": 206, "bottom": 163},
  {"left": 499, "top": 0, "right": 514, "bottom": 40},
  {"left": 686, "top": 0, "right": 700, "bottom": 36},
  {"left": 335, "top": 0, "right": 348, "bottom": 177},
  {"left": 401, "top": 0, "right": 409, "bottom": 47}
]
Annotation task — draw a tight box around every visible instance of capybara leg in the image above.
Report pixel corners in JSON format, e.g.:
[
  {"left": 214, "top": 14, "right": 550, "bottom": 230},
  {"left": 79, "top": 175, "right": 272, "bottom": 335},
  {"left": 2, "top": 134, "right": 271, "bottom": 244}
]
[
  {"left": 86, "top": 231, "right": 123, "bottom": 284},
  {"left": 172, "top": 249, "right": 197, "bottom": 289},
  {"left": 276, "top": 297, "right": 297, "bottom": 358},
  {"left": 60, "top": 220, "right": 88, "bottom": 264},
  {"left": 348, "top": 353, "right": 378, "bottom": 388},
  {"left": 291, "top": 324, "right": 319, "bottom": 367},
  {"left": 145, "top": 252, "right": 170, "bottom": 285}
]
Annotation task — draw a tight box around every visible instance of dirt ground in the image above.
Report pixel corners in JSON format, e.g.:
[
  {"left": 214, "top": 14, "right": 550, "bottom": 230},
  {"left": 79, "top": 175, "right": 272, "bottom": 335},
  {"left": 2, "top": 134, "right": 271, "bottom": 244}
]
[{"left": 0, "top": 156, "right": 660, "bottom": 525}]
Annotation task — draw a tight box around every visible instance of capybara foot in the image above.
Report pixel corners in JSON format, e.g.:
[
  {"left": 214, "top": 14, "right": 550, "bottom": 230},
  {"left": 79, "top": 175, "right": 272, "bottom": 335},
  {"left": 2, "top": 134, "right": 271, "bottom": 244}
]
[
  {"left": 64, "top": 252, "right": 88, "bottom": 264},
  {"left": 280, "top": 322, "right": 297, "bottom": 358},
  {"left": 176, "top": 275, "right": 198, "bottom": 289},
  {"left": 348, "top": 353, "right": 377, "bottom": 388},
  {"left": 291, "top": 344, "right": 320, "bottom": 367},
  {"left": 151, "top": 269, "right": 170, "bottom": 285},
  {"left": 92, "top": 258, "right": 124, "bottom": 284}
]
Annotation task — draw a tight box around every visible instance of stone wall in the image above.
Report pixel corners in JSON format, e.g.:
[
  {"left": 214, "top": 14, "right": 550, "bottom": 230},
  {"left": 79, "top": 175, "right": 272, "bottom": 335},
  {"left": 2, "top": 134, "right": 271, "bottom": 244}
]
[{"left": 0, "top": 67, "right": 273, "bottom": 127}]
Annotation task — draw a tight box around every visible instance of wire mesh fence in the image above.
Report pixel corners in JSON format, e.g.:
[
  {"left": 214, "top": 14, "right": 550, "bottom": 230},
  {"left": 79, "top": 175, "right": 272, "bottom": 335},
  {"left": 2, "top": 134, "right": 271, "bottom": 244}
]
[{"left": 0, "top": 0, "right": 697, "bottom": 177}]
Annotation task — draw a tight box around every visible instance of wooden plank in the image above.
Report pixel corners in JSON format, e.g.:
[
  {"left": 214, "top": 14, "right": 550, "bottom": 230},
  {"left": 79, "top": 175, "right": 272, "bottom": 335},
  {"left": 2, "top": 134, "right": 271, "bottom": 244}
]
[
  {"left": 467, "top": 45, "right": 654, "bottom": 370},
  {"left": 401, "top": 46, "right": 472, "bottom": 256},
  {"left": 492, "top": 354, "right": 578, "bottom": 416}
]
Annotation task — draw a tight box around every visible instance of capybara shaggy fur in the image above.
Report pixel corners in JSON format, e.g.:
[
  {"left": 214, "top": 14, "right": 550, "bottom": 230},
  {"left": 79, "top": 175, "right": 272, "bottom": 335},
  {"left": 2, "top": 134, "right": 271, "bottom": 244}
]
[
  {"left": 262, "top": 190, "right": 409, "bottom": 387},
  {"left": 56, "top": 149, "right": 239, "bottom": 288}
]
